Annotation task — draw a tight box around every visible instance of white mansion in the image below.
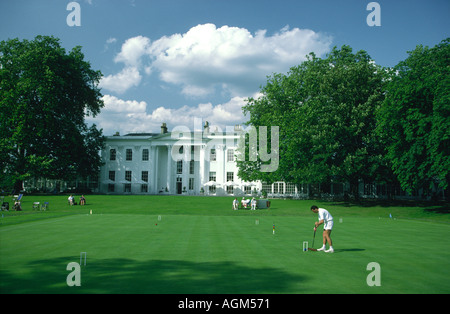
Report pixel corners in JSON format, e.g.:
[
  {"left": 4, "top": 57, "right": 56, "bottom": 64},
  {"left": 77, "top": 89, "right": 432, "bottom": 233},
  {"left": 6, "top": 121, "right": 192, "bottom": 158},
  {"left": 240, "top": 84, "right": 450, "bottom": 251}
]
[{"left": 99, "top": 122, "right": 262, "bottom": 196}]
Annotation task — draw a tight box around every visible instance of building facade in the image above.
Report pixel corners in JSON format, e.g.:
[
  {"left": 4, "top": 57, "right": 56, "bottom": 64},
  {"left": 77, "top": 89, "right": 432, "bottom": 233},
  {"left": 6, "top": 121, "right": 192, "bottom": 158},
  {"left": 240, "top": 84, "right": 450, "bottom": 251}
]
[{"left": 99, "top": 123, "right": 261, "bottom": 196}]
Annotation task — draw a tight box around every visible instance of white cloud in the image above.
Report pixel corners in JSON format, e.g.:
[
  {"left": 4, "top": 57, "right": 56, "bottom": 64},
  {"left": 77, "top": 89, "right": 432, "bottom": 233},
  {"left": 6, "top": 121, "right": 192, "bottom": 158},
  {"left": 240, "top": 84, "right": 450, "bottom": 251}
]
[
  {"left": 99, "top": 67, "right": 141, "bottom": 94},
  {"left": 149, "top": 24, "right": 332, "bottom": 97},
  {"left": 106, "top": 37, "right": 117, "bottom": 45},
  {"left": 95, "top": 24, "right": 331, "bottom": 134},
  {"left": 88, "top": 94, "right": 252, "bottom": 135},
  {"left": 103, "top": 37, "right": 117, "bottom": 52},
  {"left": 102, "top": 94, "right": 147, "bottom": 113},
  {"left": 99, "top": 24, "right": 332, "bottom": 96},
  {"left": 114, "top": 35, "right": 151, "bottom": 67},
  {"left": 99, "top": 36, "right": 150, "bottom": 94}
]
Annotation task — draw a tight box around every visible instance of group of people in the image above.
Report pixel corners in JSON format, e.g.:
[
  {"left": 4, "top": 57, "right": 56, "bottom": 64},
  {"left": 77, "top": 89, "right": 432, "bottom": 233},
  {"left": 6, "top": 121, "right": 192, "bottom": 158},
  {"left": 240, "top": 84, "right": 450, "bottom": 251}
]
[
  {"left": 68, "top": 195, "right": 86, "bottom": 206},
  {"left": 232, "top": 197, "right": 257, "bottom": 210}
]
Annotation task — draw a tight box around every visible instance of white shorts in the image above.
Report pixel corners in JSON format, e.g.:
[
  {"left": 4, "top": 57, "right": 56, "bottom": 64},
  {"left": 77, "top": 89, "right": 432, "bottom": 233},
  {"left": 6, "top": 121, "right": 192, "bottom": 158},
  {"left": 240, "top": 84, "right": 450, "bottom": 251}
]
[{"left": 324, "top": 220, "right": 333, "bottom": 230}]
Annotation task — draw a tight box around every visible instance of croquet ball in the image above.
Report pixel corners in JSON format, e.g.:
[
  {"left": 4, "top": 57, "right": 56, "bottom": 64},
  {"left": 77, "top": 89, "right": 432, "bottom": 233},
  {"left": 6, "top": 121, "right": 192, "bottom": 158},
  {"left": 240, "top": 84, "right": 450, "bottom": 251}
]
[{"left": 155, "top": 224, "right": 157, "bottom": 226}]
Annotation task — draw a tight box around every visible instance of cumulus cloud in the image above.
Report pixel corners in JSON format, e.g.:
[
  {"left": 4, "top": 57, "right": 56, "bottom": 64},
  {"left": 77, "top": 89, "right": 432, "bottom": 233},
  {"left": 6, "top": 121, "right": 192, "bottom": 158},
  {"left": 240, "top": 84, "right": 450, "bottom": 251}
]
[
  {"left": 99, "top": 23, "right": 332, "bottom": 96},
  {"left": 102, "top": 94, "right": 147, "bottom": 113},
  {"left": 88, "top": 94, "right": 252, "bottom": 135},
  {"left": 149, "top": 24, "right": 331, "bottom": 97},
  {"left": 99, "top": 67, "right": 142, "bottom": 94},
  {"left": 114, "top": 35, "right": 151, "bottom": 67}
]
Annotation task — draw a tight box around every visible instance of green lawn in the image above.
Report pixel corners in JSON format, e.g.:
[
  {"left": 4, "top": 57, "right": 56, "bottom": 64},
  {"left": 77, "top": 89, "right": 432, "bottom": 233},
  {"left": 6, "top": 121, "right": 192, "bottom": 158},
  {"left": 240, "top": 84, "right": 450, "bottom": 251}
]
[{"left": 0, "top": 195, "right": 449, "bottom": 294}]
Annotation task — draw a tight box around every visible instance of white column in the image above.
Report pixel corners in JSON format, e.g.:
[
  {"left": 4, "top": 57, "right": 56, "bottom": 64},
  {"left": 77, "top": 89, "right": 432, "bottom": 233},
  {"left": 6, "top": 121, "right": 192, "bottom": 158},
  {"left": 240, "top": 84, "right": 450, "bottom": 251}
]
[
  {"left": 199, "top": 144, "right": 206, "bottom": 186},
  {"left": 151, "top": 146, "right": 157, "bottom": 194},
  {"left": 167, "top": 144, "right": 172, "bottom": 193}
]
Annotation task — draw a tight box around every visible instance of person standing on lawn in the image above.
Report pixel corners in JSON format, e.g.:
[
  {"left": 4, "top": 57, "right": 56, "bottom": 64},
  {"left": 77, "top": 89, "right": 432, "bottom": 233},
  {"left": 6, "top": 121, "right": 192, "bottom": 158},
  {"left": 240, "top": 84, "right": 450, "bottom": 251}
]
[{"left": 311, "top": 205, "right": 334, "bottom": 253}]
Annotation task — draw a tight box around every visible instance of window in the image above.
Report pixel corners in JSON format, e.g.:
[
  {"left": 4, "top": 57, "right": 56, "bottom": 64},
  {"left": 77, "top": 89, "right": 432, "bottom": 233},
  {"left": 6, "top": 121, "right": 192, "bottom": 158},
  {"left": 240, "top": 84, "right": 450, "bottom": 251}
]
[
  {"left": 210, "top": 148, "right": 216, "bottom": 161},
  {"left": 125, "top": 171, "right": 132, "bottom": 182},
  {"left": 227, "top": 149, "right": 234, "bottom": 162},
  {"left": 108, "top": 171, "right": 115, "bottom": 181},
  {"left": 209, "top": 172, "right": 216, "bottom": 193},
  {"left": 227, "top": 172, "right": 234, "bottom": 182},
  {"left": 274, "top": 182, "right": 285, "bottom": 194},
  {"left": 142, "top": 149, "right": 149, "bottom": 161},
  {"left": 286, "top": 183, "right": 297, "bottom": 195},
  {"left": 141, "top": 184, "right": 148, "bottom": 193},
  {"left": 110, "top": 149, "right": 116, "bottom": 161},
  {"left": 226, "top": 186, "right": 234, "bottom": 194},
  {"left": 126, "top": 149, "right": 132, "bottom": 161},
  {"left": 124, "top": 183, "right": 131, "bottom": 193},
  {"left": 177, "top": 160, "right": 183, "bottom": 174},
  {"left": 262, "top": 182, "right": 272, "bottom": 194},
  {"left": 189, "top": 178, "right": 194, "bottom": 190},
  {"left": 141, "top": 171, "right": 148, "bottom": 182},
  {"left": 189, "top": 160, "right": 195, "bottom": 174},
  {"left": 108, "top": 184, "right": 115, "bottom": 192}
]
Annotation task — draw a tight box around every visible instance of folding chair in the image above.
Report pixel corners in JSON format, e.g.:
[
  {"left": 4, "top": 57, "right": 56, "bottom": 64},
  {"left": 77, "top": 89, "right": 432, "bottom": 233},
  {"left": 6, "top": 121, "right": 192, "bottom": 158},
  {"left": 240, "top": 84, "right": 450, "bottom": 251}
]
[{"left": 32, "top": 202, "right": 40, "bottom": 210}]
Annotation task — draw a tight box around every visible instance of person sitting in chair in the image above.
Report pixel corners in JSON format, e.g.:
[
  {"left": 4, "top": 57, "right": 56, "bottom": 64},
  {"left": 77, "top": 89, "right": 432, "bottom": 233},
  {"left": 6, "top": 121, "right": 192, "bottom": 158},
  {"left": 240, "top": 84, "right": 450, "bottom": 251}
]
[
  {"left": 80, "top": 195, "right": 86, "bottom": 205},
  {"left": 14, "top": 200, "right": 22, "bottom": 211},
  {"left": 241, "top": 197, "right": 250, "bottom": 208}
]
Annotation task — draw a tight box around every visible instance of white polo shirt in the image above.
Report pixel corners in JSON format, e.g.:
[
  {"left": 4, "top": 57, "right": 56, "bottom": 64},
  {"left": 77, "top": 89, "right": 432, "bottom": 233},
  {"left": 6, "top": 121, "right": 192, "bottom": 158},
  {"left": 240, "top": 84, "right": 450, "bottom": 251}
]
[
  {"left": 318, "top": 208, "right": 334, "bottom": 230},
  {"left": 318, "top": 208, "right": 333, "bottom": 223}
]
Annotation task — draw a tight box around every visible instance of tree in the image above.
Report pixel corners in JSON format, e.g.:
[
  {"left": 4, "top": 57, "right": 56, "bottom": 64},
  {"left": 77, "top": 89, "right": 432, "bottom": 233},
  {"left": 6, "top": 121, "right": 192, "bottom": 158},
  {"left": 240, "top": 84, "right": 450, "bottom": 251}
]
[
  {"left": 0, "top": 36, "right": 105, "bottom": 192},
  {"left": 378, "top": 38, "right": 450, "bottom": 196},
  {"left": 238, "top": 46, "right": 388, "bottom": 198}
]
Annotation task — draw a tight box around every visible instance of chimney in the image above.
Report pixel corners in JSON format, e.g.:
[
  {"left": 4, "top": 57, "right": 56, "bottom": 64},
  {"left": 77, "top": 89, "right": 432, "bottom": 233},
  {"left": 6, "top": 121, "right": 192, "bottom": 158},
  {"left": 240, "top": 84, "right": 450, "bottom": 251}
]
[
  {"left": 203, "top": 121, "right": 210, "bottom": 133},
  {"left": 161, "top": 123, "right": 168, "bottom": 134}
]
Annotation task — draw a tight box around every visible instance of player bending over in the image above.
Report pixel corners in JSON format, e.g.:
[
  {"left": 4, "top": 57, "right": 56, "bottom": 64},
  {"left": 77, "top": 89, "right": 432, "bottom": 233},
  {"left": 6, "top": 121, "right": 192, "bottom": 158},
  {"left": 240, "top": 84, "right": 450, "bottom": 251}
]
[{"left": 311, "top": 205, "right": 334, "bottom": 253}]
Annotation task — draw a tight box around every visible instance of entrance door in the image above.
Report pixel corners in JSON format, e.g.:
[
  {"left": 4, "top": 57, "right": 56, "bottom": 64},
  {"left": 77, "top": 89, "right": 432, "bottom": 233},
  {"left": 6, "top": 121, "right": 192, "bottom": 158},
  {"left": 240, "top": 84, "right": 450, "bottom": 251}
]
[{"left": 176, "top": 178, "right": 182, "bottom": 194}]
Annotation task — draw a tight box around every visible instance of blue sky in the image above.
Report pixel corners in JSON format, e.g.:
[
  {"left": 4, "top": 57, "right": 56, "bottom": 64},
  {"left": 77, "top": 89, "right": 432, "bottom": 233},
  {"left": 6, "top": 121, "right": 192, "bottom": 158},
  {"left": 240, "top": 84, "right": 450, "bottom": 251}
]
[{"left": 1, "top": 0, "right": 449, "bottom": 135}]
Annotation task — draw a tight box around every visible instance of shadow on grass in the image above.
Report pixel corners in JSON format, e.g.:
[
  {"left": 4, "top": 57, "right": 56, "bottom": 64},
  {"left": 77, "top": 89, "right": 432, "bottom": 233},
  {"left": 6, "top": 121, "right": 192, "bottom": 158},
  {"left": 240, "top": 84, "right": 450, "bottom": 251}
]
[
  {"left": 0, "top": 257, "right": 308, "bottom": 294},
  {"left": 333, "top": 248, "right": 365, "bottom": 253}
]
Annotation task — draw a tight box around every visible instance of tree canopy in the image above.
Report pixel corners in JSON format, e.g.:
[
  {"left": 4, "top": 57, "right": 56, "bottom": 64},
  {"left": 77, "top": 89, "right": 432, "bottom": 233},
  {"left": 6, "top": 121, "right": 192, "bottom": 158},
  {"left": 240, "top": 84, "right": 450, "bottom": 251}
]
[
  {"left": 0, "top": 35, "right": 105, "bottom": 191},
  {"left": 378, "top": 38, "right": 449, "bottom": 195}
]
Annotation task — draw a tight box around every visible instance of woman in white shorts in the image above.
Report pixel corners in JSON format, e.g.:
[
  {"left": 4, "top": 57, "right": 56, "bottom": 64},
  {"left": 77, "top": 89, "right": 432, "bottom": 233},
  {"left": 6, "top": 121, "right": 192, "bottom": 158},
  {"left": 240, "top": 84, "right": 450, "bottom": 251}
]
[{"left": 311, "top": 205, "right": 334, "bottom": 253}]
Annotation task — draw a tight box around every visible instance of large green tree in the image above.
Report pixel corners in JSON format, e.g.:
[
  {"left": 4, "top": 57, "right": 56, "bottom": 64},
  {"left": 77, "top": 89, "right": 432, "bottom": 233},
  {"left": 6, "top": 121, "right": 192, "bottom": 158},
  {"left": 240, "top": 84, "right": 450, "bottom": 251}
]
[
  {"left": 0, "top": 36, "right": 105, "bottom": 192},
  {"left": 238, "top": 46, "right": 389, "bottom": 197},
  {"left": 377, "top": 38, "right": 449, "bottom": 196}
]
